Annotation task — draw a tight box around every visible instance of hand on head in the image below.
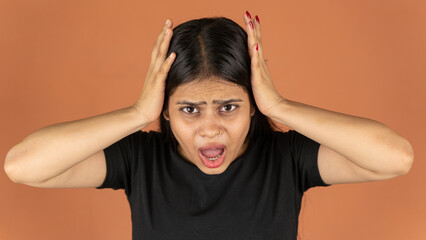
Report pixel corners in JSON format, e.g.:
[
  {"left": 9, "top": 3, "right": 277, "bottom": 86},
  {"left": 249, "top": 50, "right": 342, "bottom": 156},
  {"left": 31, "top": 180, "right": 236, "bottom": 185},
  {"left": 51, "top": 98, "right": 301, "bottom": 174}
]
[
  {"left": 243, "top": 11, "right": 284, "bottom": 118},
  {"left": 128, "top": 14, "right": 281, "bottom": 174},
  {"left": 132, "top": 12, "right": 285, "bottom": 126},
  {"left": 132, "top": 19, "right": 176, "bottom": 124}
]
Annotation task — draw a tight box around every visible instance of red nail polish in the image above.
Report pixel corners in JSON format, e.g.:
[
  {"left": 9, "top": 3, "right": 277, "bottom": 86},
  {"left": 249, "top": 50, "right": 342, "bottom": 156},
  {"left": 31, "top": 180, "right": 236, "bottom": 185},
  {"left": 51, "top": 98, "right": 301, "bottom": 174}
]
[
  {"left": 246, "top": 11, "right": 251, "bottom": 19},
  {"left": 249, "top": 21, "right": 253, "bottom": 29},
  {"left": 256, "top": 43, "right": 258, "bottom": 51},
  {"left": 255, "top": 15, "right": 260, "bottom": 24}
]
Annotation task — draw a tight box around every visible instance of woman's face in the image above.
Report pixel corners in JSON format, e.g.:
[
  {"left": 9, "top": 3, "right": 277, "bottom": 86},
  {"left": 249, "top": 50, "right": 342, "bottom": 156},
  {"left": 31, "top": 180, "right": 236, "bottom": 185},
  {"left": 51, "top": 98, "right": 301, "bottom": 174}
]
[{"left": 165, "top": 77, "right": 254, "bottom": 175}]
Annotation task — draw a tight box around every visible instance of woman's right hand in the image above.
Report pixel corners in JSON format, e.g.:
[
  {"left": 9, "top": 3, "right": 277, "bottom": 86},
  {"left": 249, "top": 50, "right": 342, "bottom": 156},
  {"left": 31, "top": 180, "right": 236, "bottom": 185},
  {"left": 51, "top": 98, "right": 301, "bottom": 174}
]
[{"left": 132, "top": 19, "right": 176, "bottom": 124}]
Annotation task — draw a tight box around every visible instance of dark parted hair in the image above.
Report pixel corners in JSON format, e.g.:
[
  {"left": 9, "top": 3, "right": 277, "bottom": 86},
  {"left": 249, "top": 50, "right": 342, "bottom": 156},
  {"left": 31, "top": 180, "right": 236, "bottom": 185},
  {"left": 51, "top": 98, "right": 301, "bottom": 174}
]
[{"left": 160, "top": 17, "right": 277, "bottom": 151}]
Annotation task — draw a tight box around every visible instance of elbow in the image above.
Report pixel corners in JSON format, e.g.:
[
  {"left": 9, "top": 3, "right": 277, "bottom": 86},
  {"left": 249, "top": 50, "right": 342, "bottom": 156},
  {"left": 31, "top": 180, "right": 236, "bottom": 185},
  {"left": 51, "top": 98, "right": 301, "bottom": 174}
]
[
  {"left": 4, "top": 140, "right": 22, "bottom": 182},
  {"left": 4, "top": 146, "right": 33, "bottom": 184},
  {"left": 395, "top": 139, "right": 414, "bottom": 176},
  {"left": 4, "top": 146, "right": 52, "bottom": 185},
  {"left": 4, "top": 152, "right": 22, "bottom": 184}
]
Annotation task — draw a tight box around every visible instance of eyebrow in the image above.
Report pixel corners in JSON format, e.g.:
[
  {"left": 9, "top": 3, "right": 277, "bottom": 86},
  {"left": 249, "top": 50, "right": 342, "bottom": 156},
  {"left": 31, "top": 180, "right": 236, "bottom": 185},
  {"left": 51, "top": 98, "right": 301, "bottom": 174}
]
[{"left": 176, "top": 99, "right": 243, "bottom": 105}]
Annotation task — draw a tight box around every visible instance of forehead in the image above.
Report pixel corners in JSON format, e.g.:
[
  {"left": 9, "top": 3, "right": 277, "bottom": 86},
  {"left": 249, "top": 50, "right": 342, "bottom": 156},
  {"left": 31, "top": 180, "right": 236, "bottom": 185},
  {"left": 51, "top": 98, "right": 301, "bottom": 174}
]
[{"left": 170, "top": 78, "right": 248, "bottom": 100}]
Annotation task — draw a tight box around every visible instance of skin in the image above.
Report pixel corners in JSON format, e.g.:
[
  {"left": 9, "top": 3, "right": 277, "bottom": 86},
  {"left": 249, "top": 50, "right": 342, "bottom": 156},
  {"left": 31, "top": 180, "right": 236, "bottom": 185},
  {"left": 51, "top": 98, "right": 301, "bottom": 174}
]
[
  {"left": 134, "top": 11, "right": 413, "bottom": 184},
  {"left": 4, "top": 11, "right": 413, "bottom": 188},
  {"left": 2, "top": 12, "right": 414, "bottom": 240},
  {"left": 164, "top": 78, "right": 254, "bottom": 175},
  {"left": 242, "top": 11, "right": 413, "bottom": 183}
]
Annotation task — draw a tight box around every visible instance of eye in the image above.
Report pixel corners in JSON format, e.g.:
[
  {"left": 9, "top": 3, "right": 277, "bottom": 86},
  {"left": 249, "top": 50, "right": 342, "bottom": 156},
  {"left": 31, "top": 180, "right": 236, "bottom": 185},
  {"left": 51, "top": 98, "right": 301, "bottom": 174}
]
[
  {"left": 220, "top": 104, "right": 238, "bottom": 112},
  {"left": 181, "top": 106, "right": 199, "bottom": 114}
]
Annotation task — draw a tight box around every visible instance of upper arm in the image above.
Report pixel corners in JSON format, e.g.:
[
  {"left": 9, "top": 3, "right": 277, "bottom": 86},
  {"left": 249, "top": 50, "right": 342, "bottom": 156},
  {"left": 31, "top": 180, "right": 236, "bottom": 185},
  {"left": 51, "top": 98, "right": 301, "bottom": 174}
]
[
  {"left": 317, "top": 145, "right": 401, "bottom": 185},
  {"left": 24, "top": 150, "right": 107, "bottom": 189}
]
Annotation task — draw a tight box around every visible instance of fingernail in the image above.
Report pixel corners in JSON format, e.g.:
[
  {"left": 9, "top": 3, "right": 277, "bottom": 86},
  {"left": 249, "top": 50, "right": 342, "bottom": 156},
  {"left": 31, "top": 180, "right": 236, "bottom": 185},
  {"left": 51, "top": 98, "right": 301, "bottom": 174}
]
[
  {"left": 256, "top": 43, "right": 258, "bottom": 51},
  {"left": 255, "top": 15, "right": 260, "bottom": 24},
  {"left": 246, "top": 11, "right": 251, "bottom": 19},
  {"left": 249, "top": 21, "right": 253, "bottom": 29},
  {"left": 165, "top": 19, "right": 170, "bottom": 25}
]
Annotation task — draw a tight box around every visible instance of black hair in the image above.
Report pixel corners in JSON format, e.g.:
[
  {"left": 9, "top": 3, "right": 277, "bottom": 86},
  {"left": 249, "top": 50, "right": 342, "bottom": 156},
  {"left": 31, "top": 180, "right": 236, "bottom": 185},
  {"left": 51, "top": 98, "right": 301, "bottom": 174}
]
[{"left": 160, "top": 17, "right": 277, "bottom": 151}]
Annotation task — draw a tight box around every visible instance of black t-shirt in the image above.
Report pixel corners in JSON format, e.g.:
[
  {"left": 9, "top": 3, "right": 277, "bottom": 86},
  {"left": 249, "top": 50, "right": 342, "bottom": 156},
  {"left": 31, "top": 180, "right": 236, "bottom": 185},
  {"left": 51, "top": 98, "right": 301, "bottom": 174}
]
[{"left": 96, "top": 130, "right": 331, "bottom": 239}]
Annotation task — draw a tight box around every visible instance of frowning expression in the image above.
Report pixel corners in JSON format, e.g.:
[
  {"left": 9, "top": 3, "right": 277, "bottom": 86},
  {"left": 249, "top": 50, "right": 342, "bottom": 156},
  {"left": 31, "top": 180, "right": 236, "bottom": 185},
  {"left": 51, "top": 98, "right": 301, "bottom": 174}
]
[{"left": 164, "top": 78, "right": 254, "bottom": 175}]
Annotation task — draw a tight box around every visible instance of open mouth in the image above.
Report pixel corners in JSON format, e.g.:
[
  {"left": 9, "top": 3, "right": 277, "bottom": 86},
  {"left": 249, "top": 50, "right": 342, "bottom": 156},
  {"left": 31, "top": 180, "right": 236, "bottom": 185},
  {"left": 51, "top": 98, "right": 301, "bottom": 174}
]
[{"left": 198, "top": 145, "right": 226, "bottom": 168}]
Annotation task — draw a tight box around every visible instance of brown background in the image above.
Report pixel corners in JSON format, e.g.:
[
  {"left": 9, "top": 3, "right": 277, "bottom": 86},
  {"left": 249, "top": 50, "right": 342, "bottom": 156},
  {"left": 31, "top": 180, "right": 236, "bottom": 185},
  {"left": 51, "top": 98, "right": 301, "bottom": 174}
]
[{"left": 1, "top": 0, "right": 425, "bottom": 239}]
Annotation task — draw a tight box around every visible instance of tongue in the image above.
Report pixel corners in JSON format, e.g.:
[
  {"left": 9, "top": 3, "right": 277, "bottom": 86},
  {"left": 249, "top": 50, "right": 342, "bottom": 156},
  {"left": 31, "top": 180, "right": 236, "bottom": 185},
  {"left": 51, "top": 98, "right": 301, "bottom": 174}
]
[{"left": 200, "top": 148, "right": 224, "bottom": 158}]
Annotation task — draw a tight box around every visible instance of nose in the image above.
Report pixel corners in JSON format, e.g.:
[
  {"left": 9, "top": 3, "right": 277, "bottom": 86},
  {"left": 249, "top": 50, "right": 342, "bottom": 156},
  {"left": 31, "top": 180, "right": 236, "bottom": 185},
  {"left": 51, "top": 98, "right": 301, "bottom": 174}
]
[{"left": 197, "top": 113, "right": 224, "bottom": 138}]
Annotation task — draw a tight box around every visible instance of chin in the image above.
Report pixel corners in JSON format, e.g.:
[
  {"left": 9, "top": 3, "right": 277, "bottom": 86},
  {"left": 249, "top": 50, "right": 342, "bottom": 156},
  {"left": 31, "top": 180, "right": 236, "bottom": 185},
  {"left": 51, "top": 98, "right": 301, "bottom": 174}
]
[{"left": 198, "top": 165, "right": 228, "bottom": 175}]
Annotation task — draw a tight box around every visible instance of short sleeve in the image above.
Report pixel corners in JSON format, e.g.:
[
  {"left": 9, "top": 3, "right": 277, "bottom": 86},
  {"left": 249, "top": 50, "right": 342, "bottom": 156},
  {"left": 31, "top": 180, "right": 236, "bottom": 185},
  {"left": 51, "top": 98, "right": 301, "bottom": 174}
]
[
  {"left": 287, "top": 130, "right": 331, "bottom": 192},
  {"left": 96, "top": 130, "right": 144, "bottom": 196}
]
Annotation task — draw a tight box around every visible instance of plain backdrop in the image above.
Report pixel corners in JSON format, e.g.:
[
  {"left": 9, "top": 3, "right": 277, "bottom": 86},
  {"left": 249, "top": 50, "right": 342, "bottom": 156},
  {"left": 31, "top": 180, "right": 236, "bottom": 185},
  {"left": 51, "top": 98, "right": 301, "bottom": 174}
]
[{"left": 1, "top": 0, "right": 425, "bottom": 239}]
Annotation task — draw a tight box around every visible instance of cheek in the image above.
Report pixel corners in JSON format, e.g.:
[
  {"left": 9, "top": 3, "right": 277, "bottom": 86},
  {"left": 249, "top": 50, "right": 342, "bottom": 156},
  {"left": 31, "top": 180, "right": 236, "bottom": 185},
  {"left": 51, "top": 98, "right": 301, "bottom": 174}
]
[
  {"left": 169, "top": 117, "right": 197, "bottom": 146},
  {"left": 225, "top": 115, "right": 251, "bottom": 137}
]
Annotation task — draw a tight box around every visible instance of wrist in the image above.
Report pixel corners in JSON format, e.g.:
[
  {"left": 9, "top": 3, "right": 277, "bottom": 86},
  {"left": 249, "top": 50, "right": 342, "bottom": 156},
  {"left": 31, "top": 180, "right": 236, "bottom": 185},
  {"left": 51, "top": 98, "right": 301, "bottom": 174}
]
[
  {"left": 266, "top": 97, "right": 292, "bottom": 126},
  {"left": 129, "top": 104, "right": 154, "bottom": 129}
]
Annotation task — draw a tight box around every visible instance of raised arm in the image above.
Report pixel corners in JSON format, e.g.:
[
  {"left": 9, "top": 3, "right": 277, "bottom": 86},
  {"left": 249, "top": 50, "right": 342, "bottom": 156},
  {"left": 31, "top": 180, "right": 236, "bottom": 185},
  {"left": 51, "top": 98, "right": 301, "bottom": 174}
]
[
  {"left": 4, "top": 107, "right": 146, "bottom": 186},
  {"left": 268, "top": 99, "right": 414, "bottom": 184},
  {"left": 243, "top": 11, "right": 414, "bottom": 185},
  {"left": 4, "top": 19, "right": 176, "bottom": 187}
]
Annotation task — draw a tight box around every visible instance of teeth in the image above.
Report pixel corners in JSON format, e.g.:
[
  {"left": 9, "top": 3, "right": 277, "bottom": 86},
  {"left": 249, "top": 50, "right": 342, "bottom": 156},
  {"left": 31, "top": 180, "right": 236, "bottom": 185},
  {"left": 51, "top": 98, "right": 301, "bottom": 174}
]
[{"left": 207, "top": 154, "right": 222, "bottom": 161}]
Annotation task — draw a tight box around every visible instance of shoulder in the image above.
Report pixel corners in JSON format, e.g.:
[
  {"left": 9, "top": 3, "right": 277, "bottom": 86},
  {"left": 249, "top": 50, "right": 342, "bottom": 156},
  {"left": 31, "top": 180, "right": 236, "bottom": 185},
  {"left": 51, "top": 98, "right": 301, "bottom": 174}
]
[
  {"left": 127, "top": 130, "right": 163, "bottom": 139},
  {"left": 264, "top": 130, "right": 294, "bottom": 144},
  {"left": 270, "top": 130, "right": 313, "bottom": 144},
  {"left": 115, "top": 130, "right": 165, "bottom": 148},
  {"left": 251, "top": 130, "right": 293, "bottom": 154},
  {"left": 267, "top": 130, "right": 319, "bottom": 155},
  {"left": 139, "top": 130, "right": 163, "bottom": 141},
  {"left": 270, "top": 129, "right": 298, "bottom": 138},
  {"left": 253, "top": 130, "right": 292, "bottom": 144}
]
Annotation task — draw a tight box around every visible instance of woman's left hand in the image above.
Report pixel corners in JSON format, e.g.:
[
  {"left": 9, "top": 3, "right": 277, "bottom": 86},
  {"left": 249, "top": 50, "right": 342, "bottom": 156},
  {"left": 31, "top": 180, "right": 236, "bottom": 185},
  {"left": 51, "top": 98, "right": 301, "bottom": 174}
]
[{"left": 243, "top": 11, "right": 284, "bottom": 118}]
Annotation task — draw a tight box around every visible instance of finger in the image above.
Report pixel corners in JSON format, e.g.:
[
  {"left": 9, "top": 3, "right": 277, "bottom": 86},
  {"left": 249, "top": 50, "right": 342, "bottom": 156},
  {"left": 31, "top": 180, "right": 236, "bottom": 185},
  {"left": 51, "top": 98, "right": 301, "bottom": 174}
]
[
  {"left": 244, "top": 12, "right": 260, "bottom": 43},
  {"left": 155, "top": 52, "right": 176, "bottom": 84},
  {"left": 251, "top": 43, "right": 262, "bottom": 82},
  {"left": 243, "top": 11, "right": 251, "bottom": 25},
  {"left": 251, "top": 43, "right": 259, "bottom": 67},
  {"left": 257, "top": 41, "right": 265, "bottom": 62},
  {"left": 244, "top": 11, "right": 265, "bottom": 59},
  {"left": 252, "top": 43, "right": 270, "bottom": 79},
  {"left": 253, "top": 15, "right": 262, "bottom": 43},
  {"left": 148, "top": 19, "right": 173, "bottom": 78},
  {"left": 244, "top": 12, "right": 257, "bottom": 57},
  {"left": 246, "top": 13, "right": 266, "bottom": 59},
  {"left": 151, "top": 19, "right": 173, "bottom": 63},
  {"left": 251, "top": 16, "right": 265, "bottom": 58},
  {"left": 152, "top": 26, "right": 174, "bottom": 74},
  {"left": 151, "top": 19, "right": 172, "bottom": 62}
]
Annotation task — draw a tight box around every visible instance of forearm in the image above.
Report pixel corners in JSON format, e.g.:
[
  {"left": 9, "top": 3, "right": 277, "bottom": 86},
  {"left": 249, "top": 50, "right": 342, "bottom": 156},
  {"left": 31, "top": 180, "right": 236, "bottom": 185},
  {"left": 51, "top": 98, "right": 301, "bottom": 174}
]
[
  {"left": 270, "top": 98, "right": 414, "bottom": 174},
  {"left": 5, "top": 106, "right": 148, "bottom": 183}
]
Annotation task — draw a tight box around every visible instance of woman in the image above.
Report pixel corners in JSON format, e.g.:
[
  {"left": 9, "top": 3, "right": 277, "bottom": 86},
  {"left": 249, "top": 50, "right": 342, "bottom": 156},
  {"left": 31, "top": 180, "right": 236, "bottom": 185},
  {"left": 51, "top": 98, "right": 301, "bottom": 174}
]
[{"left": 4, "top": 11, "right": 414, "bottom": 239}]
